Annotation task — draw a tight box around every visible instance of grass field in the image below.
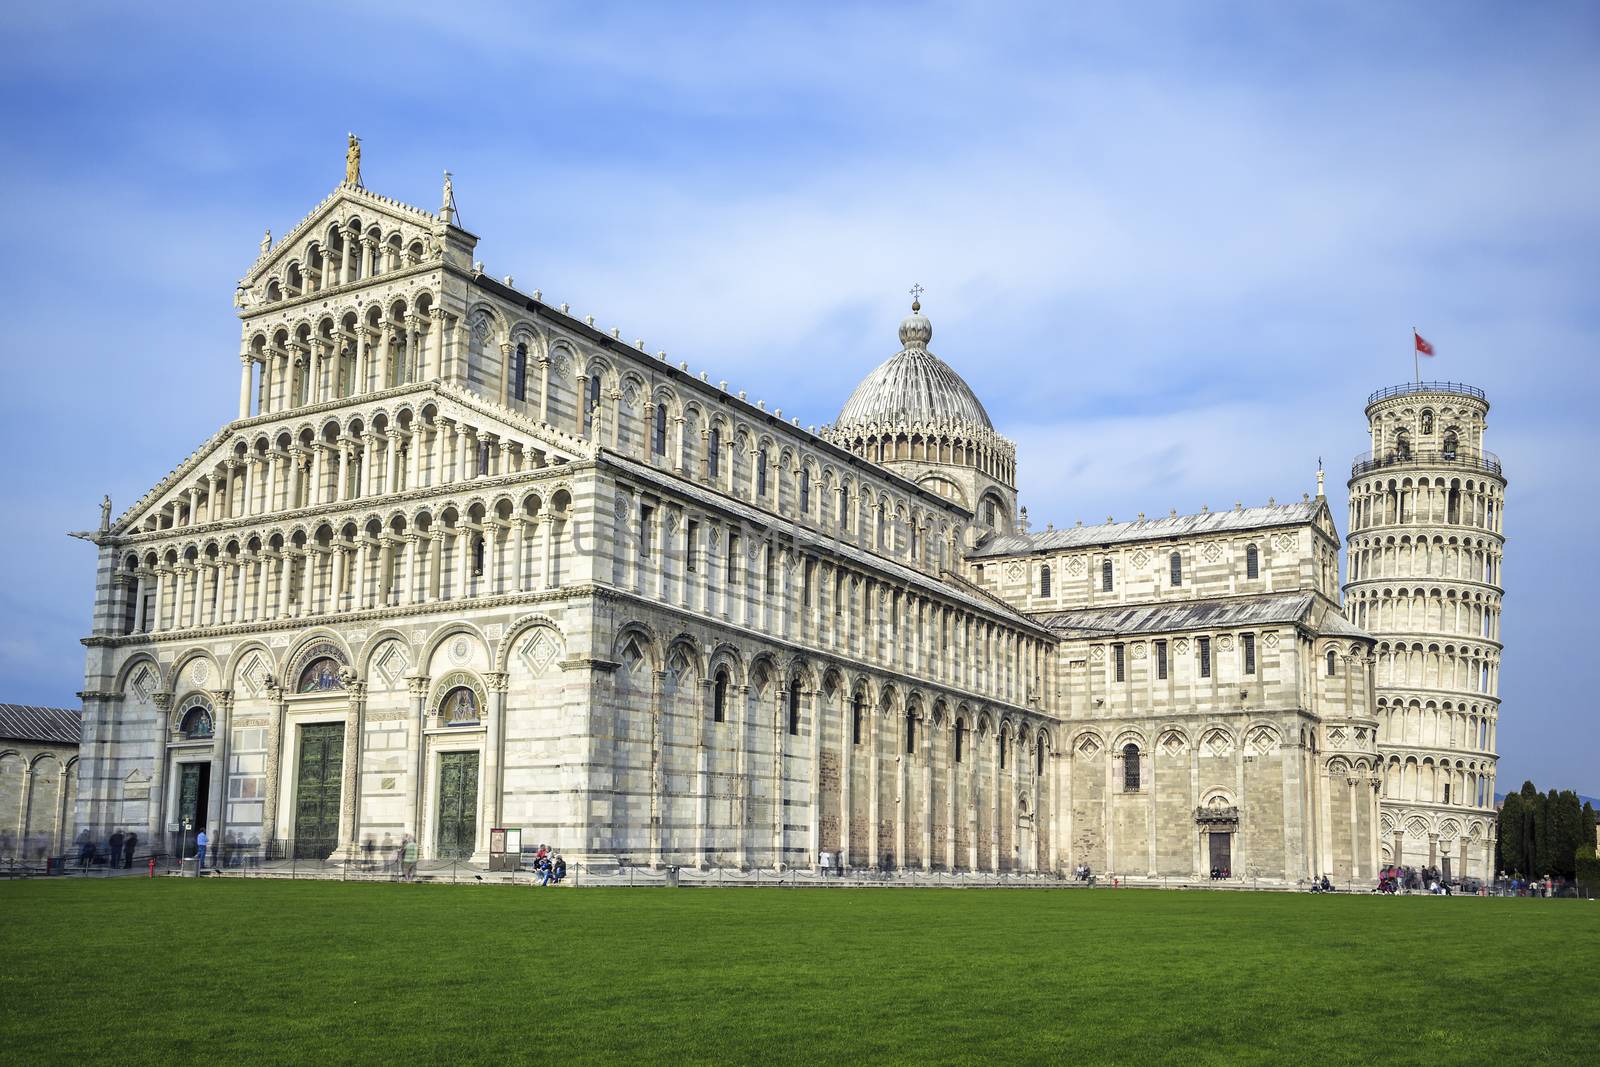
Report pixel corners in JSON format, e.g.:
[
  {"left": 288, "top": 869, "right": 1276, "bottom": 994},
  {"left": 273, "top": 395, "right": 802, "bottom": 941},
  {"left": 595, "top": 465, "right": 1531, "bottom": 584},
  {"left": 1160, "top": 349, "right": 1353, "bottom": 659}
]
[{"left": 2, "top": 880, "right": 1595, "bottom": 1065}]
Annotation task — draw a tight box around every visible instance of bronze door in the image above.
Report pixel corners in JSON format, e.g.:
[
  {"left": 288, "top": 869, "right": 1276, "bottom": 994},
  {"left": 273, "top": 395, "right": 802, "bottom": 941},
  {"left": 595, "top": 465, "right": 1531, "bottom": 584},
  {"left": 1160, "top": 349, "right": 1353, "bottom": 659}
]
[
  {"left": 436, "top": 752, "right": 479, "bottom": 860},
  {"left": 293, "top": 723, "right": 344, "bottom": 859},
  {"left": 1209, "top": 832, "right": 1232, "bottom": 876}
]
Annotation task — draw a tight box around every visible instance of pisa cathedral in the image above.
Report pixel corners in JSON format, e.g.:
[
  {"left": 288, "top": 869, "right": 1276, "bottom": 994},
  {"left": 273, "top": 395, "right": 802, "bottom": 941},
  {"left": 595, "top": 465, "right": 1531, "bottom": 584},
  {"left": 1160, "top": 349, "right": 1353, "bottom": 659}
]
[{"left": 64, "top": 164, "right": 1504, "bottom": 883}]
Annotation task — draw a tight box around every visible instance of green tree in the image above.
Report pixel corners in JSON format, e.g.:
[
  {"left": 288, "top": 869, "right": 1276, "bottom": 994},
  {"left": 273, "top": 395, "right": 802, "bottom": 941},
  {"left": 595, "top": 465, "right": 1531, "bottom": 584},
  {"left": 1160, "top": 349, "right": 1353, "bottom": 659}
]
[
  {"left": 1497, "top": 791, "right": 1524, "bottom": 875},
  {"left": 1550, "top": 790, "right": 1583, "bottom": 880},
  {"left": 1519, "top": 781, "right": 1542, "bottom": 876}
]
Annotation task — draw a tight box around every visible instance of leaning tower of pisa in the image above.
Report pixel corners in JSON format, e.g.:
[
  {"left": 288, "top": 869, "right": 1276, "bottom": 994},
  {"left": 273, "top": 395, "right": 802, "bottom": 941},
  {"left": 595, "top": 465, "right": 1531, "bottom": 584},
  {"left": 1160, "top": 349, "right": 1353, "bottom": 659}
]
[{"left": 1344, "top": 381, "right": 1505, "bottom": 882}]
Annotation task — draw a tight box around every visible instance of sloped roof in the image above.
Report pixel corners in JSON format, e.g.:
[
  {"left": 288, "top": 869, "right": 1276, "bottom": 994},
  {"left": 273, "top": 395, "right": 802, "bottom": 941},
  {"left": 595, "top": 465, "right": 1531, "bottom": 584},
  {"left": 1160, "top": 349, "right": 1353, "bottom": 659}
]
[
  {"left": 1042, "top": 591, "right": 1369, "bottom": 642},
  {"left": 0, "top": 704, "right": 82, "bottom": 745},
  {"left": 601, "top": 451, "right": 1052, "bottom": 637},
  {"left": 971, "top": 501, "right": 1321, "bottom": 558}
]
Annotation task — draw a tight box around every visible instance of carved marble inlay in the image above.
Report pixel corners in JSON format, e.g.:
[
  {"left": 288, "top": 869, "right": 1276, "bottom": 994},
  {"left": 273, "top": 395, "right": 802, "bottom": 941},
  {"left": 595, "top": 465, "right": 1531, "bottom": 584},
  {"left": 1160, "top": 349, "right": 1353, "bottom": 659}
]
[{"left": 520, "top": 630, "right": 561, "bottom": 677}]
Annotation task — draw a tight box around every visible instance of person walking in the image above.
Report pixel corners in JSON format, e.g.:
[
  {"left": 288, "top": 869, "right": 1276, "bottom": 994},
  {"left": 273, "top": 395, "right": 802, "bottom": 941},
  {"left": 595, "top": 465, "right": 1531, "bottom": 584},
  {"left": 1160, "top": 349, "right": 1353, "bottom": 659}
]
[
  {"left": 122, "top": 831, "right": 138, "bottom": 869},
  {"left": 108, "top": 829, "right": 124, "bottom": 870},
  {"left": 402, "top": 835, "right": 418, "bottom": 882},
  {"left": 76, "top": 828, "right": 94, "bottom": 867},
  {"left": 195, "top": 827, "right": 209, "bottom": 872}
]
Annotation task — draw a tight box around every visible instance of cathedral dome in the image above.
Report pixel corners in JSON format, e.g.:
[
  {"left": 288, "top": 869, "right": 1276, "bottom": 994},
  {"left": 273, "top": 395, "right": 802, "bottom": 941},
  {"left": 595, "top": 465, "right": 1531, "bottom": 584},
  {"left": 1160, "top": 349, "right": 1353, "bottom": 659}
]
[{"left": 835, "top": 301, "right": 993, "bottom": 432}]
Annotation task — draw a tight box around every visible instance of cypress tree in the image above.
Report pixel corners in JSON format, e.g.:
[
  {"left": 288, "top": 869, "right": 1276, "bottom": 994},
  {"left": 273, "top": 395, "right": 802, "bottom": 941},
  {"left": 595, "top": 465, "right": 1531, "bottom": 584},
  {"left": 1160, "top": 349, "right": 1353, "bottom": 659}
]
[
  {"left": 1520, "top": 781, "right": 1541, "bottom": 876},
  {"left": 1498, "top": 792, "right": 1524, "bottom": 876},
  {"left": 1535, "top": 788, "right": 1558, "bottom": 877},
  {"left": 1552, "top": 791, "right": 1582, "bottom": 880}
]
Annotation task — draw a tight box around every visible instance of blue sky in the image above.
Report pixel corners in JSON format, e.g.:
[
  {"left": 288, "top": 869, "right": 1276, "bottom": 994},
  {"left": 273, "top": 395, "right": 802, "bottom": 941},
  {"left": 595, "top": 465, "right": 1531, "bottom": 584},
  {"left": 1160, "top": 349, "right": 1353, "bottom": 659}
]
[{"left": 1, "top": 2, "right": 1595, "bottom": 792}]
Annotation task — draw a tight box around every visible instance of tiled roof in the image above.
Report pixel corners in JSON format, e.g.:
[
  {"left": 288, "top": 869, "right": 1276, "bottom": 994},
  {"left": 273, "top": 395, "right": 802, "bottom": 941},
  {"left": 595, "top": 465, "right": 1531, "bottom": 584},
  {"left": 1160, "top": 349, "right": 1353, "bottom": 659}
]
[
  {"left": 971, "top": 501, "right": 1320, "bottom": 558},
  {"left": 1042, "top": 591, "right": 1369, "bottom": 642},
  {"left": 601, "top": 451, "right": 1052, "bottom": 636},
  {"left": 0, "top": 704, "right": 82, "bottom": 745}
]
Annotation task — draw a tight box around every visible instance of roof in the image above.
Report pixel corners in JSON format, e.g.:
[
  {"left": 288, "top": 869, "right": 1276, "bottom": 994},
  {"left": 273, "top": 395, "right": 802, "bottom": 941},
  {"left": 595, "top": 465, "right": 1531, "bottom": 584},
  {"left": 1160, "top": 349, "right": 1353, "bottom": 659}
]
[
  {"left": 600, "top": 451, "right": 1052, "bottom": 637},
  {"left": 834, "top": 306, "right": 994, "bottom": 433},
  {"left": 0, "top": 704, "right": 82, "bottom": 746},
  {"left": 1041, "top": 591, "right": 1369, "bottom": 642},
  {"left": 971, "top": 501, "right": 1321, "bottom": 558}
]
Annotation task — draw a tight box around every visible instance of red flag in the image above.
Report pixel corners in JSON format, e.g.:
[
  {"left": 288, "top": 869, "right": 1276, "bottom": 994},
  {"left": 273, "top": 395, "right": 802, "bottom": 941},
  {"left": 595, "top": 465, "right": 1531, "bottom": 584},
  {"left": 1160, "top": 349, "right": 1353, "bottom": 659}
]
[{"left": 1414, "top": 330, "right": 1435, "bottom": 357}]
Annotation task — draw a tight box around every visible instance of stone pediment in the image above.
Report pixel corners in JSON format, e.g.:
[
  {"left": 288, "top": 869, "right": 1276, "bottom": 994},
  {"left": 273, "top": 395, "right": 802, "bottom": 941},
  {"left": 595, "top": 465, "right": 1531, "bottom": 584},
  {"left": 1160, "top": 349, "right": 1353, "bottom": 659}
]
[
  {"left": 236, "top": 183, "right": 474, "bottom": 299},
  {"left": 110, "top": 379, "right": 594, "bottom": 538}
]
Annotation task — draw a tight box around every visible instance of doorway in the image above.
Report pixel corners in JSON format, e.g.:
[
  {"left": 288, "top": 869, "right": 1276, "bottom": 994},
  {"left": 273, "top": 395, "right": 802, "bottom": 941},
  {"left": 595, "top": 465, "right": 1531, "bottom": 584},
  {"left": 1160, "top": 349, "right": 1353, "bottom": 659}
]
[
  {"left": 1208, "top": 832, "right": 1232, "bottom": 877},
  {"left": 436, "top": 752, "right": 479, "bottom": 860},
  {"left": 293, "top": 723, "right": 344, "bottom": 859},
  {"left": 172, "top": 762, "right": 210, "bottom": 857}
]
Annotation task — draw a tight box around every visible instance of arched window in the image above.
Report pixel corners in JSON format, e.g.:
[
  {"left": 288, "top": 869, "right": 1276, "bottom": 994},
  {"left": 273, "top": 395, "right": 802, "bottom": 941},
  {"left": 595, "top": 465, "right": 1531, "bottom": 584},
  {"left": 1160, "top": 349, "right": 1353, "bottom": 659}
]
[
  {"left": 905, "top": 712, "right": 917, "bottom": 754},
  {"left": 584, "top": 374, "right": 602, "bottom": 435},
  {"left": 1421, "top": 410, "right": 1434, "bottom": 435},
  {"left": 440, "top": 685, "right": 479, "bottom": 725},
  {"left": 472, "top": 535, "right": 486, "bottom": 576},
  {"left": 955, "top": 719, "right": 966, "bottom": 764},
  {"left": 1442, "top": 430, "right": 1458, "bottom": 460},
  {"left": 708, "top": 427, "right": 721, "bottom": 479},
  {"left": 1246, "top": 544, "right": 1259, "bottom": 579},
  {"left": 652, "top": 405, "right": 667, "bottom": 456},
  {"left": 297, "top": 657, "right": 343, "bottom": 693},
  {"left": 1036, "top": 737, "right": 1046, "bottom": 775},
  {"left": 1327, "top": 650, "right": 1337, "bottom": 676},
  {"left": 1395, "top": 430, "right": 1411, "bottom": 459},
  {"left": 799, "top": 468, "right": 810, "bottom": 514},
  {"left": 788, "top": 684, "right": 801, "bottom": 736},
  {"left": 839, "top": 487, "right": 851, "bottom": 532},
  {"left": 1102, "top": 559, "right": 1114, "bottom": 591},
  {"left": 851, "top": 694, "right": 864, "bottom": 745},
  {"left": 1123, "top": 743, "right": 1140, "bottom": 790},
  {"left": 713, "top": 670, "right": 728, "bottom": 723},
  {"left": 984, "top": 500, "right": 998, "bottom": 527},
  {"left": 1039, "top": 564, "right": 1052, "bottom": 597},
  {"left": 756, "top": 448, "right": 768, "bottom": 498},
  {"left": 1169, "top": 552, "right": 1182, "bottom": 587},
  {"left": 511, "top": 342, "right": 527, "bottom": 401},
  {"left": 180, "top": 703, "right": 214, "bottom": 739}
]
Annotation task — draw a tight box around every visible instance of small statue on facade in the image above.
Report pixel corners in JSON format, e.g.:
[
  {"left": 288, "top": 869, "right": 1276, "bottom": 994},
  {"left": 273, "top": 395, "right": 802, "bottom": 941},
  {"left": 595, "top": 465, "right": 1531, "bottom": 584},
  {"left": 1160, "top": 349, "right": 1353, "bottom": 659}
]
[
  {"left": 345, "top": 133, "right": 362, "bottom": 187},
  {"left": 260, "top": 228, "right": 272, "bottom": 256},
  {"left": 440, "top": 170, "right": 455, "bottom": 224},
  {"left": 99, "top": 494, "right": 112, "bottom": 532}
]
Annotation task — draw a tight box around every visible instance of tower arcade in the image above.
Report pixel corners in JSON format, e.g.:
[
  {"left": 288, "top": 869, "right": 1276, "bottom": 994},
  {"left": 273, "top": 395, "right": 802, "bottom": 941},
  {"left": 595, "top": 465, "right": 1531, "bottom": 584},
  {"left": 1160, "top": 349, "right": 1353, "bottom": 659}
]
[{"left": 1345, "top": 382, "right": 1504, "bottom": 880}]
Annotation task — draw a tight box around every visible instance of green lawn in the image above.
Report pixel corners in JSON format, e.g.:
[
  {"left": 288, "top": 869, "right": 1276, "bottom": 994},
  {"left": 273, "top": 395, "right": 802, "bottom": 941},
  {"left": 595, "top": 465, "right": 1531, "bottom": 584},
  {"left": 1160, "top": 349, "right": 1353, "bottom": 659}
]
[{"left": 1, "top": 880, "right": 1595, "bottom": 1065}]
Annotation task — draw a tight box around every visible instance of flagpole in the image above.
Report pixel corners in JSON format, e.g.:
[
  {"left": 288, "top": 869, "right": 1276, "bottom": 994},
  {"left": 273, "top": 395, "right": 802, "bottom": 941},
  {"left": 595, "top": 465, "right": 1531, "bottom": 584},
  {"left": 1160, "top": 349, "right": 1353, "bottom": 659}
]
[{"left": 1412, "top": 326, "right": 1419, "bottom": 383}]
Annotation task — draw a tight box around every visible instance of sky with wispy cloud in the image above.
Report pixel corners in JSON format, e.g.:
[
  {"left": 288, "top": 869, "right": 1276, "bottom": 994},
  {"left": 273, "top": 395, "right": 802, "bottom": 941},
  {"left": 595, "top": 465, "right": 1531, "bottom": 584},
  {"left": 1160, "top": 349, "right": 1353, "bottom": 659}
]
[{"left": 1, "top": 1, "right": 1595, "bottom": 791}]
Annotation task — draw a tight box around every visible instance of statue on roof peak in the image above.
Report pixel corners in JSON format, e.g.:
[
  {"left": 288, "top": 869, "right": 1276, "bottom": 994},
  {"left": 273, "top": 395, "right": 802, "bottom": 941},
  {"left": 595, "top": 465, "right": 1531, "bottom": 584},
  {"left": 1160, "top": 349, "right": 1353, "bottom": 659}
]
[{"left": 345, "top": 133, "right": 362, "bottom": 187}]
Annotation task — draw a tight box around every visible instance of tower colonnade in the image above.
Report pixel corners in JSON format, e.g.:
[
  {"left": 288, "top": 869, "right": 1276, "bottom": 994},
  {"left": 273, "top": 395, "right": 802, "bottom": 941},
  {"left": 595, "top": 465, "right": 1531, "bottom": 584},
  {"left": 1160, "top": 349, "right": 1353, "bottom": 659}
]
[{"left": 1345, "top": 381, "right": 1504, "bottom": 881}]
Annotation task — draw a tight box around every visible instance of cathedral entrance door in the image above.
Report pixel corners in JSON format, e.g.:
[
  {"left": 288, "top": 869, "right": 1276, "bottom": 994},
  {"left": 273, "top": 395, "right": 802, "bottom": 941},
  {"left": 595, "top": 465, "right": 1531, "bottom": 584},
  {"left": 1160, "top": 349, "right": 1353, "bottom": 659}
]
[
  {"left": 173, "top": 762, "right": 210, "bottom": 858},
  {"left": 1208, "top": 832, "right": 1232, "bottom": 877},
  {"left": 292, "top": 724, "right": 344, "bottom": 860},
  {"left": 436, "top": 752, "right": 479, "bottom": 860}
]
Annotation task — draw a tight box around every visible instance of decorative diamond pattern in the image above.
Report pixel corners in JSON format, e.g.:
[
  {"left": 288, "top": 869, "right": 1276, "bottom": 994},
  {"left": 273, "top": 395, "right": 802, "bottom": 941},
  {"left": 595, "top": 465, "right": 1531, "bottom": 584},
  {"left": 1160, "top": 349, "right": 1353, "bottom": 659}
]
[{"left": 520, "top": 631, "right": 560, "bottom": 677}]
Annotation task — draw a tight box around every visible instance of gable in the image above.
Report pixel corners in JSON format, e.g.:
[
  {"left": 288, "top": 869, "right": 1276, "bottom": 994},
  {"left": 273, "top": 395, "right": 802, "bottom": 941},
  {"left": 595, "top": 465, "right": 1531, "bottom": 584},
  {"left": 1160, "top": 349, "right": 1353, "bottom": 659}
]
[
  {"left": 237, "top": 185, "right": 454, "bottom": 296},
  {"left": 112, "top": 380, "right": 595, "bottom": 537}
]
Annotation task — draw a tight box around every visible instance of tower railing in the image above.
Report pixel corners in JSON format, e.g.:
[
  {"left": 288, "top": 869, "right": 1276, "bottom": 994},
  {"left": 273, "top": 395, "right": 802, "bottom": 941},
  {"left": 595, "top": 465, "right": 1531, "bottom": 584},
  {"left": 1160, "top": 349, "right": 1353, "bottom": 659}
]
[
  {"left": 1366, "top": 381, "right": 1486, "bottom": 406},
  {"left": 1350, "top": 446, "right": 1502, "bottom": 478}
]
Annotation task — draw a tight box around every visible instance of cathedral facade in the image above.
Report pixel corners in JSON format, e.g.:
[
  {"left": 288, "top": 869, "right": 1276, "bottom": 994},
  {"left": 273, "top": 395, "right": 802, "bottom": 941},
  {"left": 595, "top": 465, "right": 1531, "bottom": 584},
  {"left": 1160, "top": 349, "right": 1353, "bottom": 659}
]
[{"left": 69, "top": 169, "right": 1497, "bottom": 882}]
